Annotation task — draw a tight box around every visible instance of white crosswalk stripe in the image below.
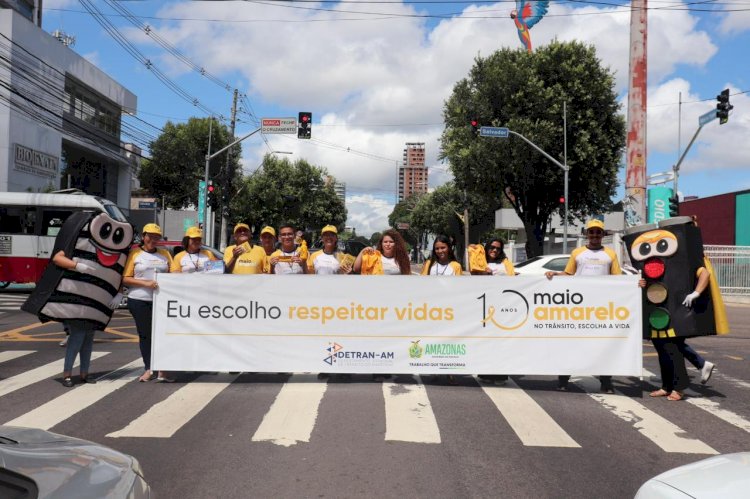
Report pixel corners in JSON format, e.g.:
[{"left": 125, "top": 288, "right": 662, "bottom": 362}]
[
  {"left": 642, "top": 368, "right": 750, "bottom": 435},
  {"left": 477, "top": 376, "right": 579, "bottom": 448},
  {"left": 5, "top": 360, "right": 142, "bottom": 430},
  {"left": 252, "top": 373, "right": 328, "bottom": 447},
  {"left": 0, "top": 294, "right": 29, "bottom": 311},
  {"left": 0, "top": 352, "right": 109, "bottom": 398},
  {"left": 106, "top": 373, "right": 240, "bottom": 438},
  {"left": 0, "top": 350, "right": 34, "bottom": 363},
  {"left": 383, "top": 375, "right": 441, "bottom": 444},
  {"left": 575, "top": 375, "right": 718, "bottom": 455},
  {"left": 2, "top": 351, "right": 749, "bottom": 454}
]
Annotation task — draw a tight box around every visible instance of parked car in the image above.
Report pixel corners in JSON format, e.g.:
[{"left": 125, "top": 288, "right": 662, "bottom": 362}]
[
  {"left": 0, "top": 425, "right": 151, "bottom": 498},
  {"left": 514, "top": 254, "right": 639, "bottom": 276},
  {"left": 514, "top": 254, "right": 570, "bottom": 275},
  {"left": 635, "top": 452, "right": 750, "bottom": 498}
]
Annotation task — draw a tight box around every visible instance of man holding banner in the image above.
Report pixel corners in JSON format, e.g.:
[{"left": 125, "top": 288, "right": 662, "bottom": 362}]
[{"left": 546, "top": 219, "right": 627, "bottom": 393}]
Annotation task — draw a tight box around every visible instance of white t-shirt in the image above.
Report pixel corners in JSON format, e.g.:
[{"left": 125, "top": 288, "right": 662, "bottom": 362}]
[
  {"left": 310, "top": 251, "right": 340, "bottom": 275},
  {"left": 428, "top": 262, "right": 459, "bottom": 276},
  {"left": 123, "top": 248, "right": 171, "bottom": 302},
  {"left": 381, "top": 256, "right": 401, "bottom": 275},
  {"left": 272, "top": 250, "right": 305, "bottom": 275},
  {"left": 487, "top": 261, "right": 509, "bottom": 276}
]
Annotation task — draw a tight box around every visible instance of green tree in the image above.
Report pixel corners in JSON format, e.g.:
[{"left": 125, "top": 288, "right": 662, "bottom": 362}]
[
  {"left": 369, "top": 231, "right": 382, "bottom": 246},
  {"left": 138, "top": 117, "right": 241, "bottom": 210},
  {"left": 387, "top": 194, "right": 424, "bottom": 247},
  {"left": 441, "top": 41, "right": 626, "bottom": 257},
  {"left": 231, "top": 155, "right": 346, "bottom": 234}
]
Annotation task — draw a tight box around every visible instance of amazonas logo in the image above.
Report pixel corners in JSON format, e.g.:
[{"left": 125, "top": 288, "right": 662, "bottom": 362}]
[
  {"left": 409, "top": 339, "right": 466, "bottom": 358},
  {"left": 478, "top": 290, "right": 530, "bottom": 331}
]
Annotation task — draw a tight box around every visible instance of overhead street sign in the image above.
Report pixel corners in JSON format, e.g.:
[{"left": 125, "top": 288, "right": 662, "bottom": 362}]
[
  {"left": 479, "top": 126, "right": 510, "bottom": 138},
  {"left": 261, "top": 118, "right": 298, "bottom": 134},
  {"left": 698, "top": 109, "right": 717, "bottom": 127},
  {"left": 396, "top": 222, "right": 410, "bottom": 230}
]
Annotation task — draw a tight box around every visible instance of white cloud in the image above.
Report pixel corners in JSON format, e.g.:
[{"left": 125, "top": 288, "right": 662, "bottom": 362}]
[
  {"left": 719, "top": 12, "right": 750, "bottom": 35},
  {"left": 81, "top": 51, "right": 100, "bottom": 67},
  {"left": 345, "top": 193, "right": 395, "bottom": 236}
]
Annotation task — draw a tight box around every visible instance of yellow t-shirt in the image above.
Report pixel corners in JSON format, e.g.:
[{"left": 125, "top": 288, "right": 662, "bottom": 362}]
[{"left": 223, "top": 244, "right": 268, "bottom": 275}]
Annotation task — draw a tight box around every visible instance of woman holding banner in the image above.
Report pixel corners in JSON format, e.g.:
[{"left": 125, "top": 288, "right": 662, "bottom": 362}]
[
  {"left": 421, "top": 235, "right": 462, "bottom": 385},
  {"left": 353, "top": 229, "right": 411, "bottom": 381},
  {"left": 469, "top": 239, "right": 514, "bottom": 385},
  {"left": 123, "top": 223, "right": 173, "bottom": 383},
  {"left": 308, "top": 225, "right": 353, "bottom": 275}
]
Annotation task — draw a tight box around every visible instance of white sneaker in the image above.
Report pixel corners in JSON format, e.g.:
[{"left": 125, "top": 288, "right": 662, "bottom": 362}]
[
  {"left": 59, "top": 337, "right": 68, "bottom": 347},
  {"left": 700, "top": 361, "right": 715, "bottom": 384}
]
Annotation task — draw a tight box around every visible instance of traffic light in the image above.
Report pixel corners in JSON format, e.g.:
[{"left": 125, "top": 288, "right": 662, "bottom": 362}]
[
  {"left": 470, "top": 118, "right": 479, "bottom": 136},
  {"left": 716, "top": 89, "right": 733, "bottom": 125},
  {"left": 559, "top": 195, "right": 565, "bottom": 204},
  {"left": 206, "top": 180, "right": 215, "bottom": 205},
  {"left": 298, "top": 112, "right": 312, "bottom": 139},
  {"left": 668, "top": 195, "right": 679, "bottom": 218}
]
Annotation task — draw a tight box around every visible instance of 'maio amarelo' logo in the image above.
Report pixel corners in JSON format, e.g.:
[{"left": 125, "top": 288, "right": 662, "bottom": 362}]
[{"left": 477, "top": 289, "right": 530, "bottom": 331}]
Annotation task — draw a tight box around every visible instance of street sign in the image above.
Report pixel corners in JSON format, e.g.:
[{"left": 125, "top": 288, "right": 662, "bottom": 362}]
[
  {"left": 479, "top": 126, "right": 509, "bottom": 138},
  {"left": 261, "top": 118, "right": 298, "bottom": 134},
  {"left": 648, "top": 186, "right": 674, "bottom": 223},
  {"left": 138, "top": 201, "right": 156, "bottom": 209},
  {"left": 396, "top": 222, "right": 410, "bottom": 230},
  {"left": 198, "top": 180, "right": 206, "bottom": 225},
  {"left": 698, "top": 109, "right": 717, "bottom": 127}
]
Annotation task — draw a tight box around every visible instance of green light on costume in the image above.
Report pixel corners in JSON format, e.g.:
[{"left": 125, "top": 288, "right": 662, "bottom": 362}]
[{"left": 649, "top": 307, "right": 671, "bottom": 330}]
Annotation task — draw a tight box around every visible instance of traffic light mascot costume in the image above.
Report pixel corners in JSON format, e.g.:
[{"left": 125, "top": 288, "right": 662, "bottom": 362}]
[
  {"left": 23, "top": 210, "right": 133, "bottom": 386},
  {"left": 623, "top": 216, "right": 728, "bottom": 400}
]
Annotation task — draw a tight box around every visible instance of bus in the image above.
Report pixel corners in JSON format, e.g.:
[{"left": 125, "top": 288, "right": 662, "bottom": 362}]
[{"left": 0, "top": 191, "right": 130, "bottom": 287}]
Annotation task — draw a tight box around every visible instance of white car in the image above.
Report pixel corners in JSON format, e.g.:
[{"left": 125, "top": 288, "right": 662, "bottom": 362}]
[
  {"left": 513, "top": 254, "right": 570, "bottom": 275},
  {"left": 514, "top": 255, "right": 639, "bottom": 276},
  {"left": 635, "top": 452, "right": 750, "bottom": 498}
]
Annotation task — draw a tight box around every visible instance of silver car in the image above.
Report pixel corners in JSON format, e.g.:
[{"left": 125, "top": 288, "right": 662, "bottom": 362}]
[{"left": 0, "top": 425, "right": 151, "bottom": 498}]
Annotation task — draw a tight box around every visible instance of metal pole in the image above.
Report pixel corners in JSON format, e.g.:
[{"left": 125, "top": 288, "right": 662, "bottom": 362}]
[
  {"left": 463, "top": 189, "right": 469, "bottom": 271},
  {"left": 203, "top": 118, "right": 213, "bottom": 230},
  {"left": 673, "top": 124, "right": 704, "bottom": 194},
  {"left": 563, "top": 101, "right": 568, "bottom": 254}
]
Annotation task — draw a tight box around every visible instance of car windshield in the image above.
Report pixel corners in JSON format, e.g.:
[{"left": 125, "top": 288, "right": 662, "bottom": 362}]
[
  {"left": 103, "top": 203, "right": 129, "bottom": 223},
  {"left": 514, "top": 256, "right": 544, "bottom": 268}
]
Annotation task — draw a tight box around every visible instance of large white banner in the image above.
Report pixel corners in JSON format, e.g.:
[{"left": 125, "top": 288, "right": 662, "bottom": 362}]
[{"left": 152, "top": 274, "right": 643, "bottom": 375}]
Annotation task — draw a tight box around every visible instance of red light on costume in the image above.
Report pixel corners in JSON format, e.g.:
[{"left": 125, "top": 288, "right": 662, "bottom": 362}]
[{"left": 643, "top": 257, "right": 665, "bottom": 279}]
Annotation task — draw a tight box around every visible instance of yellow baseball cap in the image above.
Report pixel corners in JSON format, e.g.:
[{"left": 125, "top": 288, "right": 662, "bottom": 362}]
[
  {"left": 260, "top": 226, "right": 276, "bottom": 237},
  {"left": 585, "top": 219, "right": 605, "bottom": 231},
  {"left": 321, "top": 225, "right": 338, "bottom": 235},
  {"left": 142, "top": 223, "right": 162, "bottom": 235},
  {"left": 233, "top": 223, "right": 250, "bottom": 233},
  {"left": 185, "top": 227, "right": 203, "bottom": 239}
]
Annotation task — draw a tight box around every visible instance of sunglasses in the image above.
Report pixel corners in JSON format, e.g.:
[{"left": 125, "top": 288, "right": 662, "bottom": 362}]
[
  {"left": 587, "top": 230, "right": 604, "bottom": 235},
  {"left": 489, "top": 246, "right": 502, "bottom": 251}
]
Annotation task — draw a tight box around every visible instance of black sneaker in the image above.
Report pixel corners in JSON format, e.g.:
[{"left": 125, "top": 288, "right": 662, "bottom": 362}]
[{"left": 62, "top": 377, "right": 74, "bottom": 388}]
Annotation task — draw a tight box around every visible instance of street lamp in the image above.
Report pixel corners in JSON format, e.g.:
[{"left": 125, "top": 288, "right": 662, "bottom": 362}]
[{"left": 647, "top": 171, "right": 675, "bottom": 186}]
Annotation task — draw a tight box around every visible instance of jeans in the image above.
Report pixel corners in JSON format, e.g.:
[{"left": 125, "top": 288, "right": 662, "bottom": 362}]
[
  {"left": 63, "top": 320, "right": 96, "bottom": 373},
  {"left": 128, "top": 298, "right": 154, "bottom": 370},
  {"left": 683, "top": 342, "right": 705, "bottom": 370}
]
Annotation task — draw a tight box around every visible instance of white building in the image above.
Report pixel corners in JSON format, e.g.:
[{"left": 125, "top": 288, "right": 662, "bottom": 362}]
[{"left": 0, "top": 8, "right": 138, "bottom": 213}]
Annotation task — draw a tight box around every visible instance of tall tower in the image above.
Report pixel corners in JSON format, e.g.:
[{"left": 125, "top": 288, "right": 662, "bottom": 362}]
[{"left": 398, "top": 142, "right": 427, "bottom": 202}]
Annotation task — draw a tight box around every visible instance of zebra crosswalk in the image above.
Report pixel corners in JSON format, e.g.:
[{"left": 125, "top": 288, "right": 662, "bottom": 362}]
[
  {"left": 0, "top": 293, "right": 28, "bottom": 314},
  {"left": 1, "top": 349, "right": 749, "bottom": 456}
]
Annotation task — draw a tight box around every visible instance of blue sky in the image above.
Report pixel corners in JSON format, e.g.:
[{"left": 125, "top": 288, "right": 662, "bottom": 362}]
[{"left": 42, "top": 1, "right": 750, "bottom": 235}]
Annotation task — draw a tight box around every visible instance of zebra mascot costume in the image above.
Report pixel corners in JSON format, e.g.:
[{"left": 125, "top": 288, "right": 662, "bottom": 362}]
[{"left": 23, "top": 210, "right": 133, "bottom": 329}]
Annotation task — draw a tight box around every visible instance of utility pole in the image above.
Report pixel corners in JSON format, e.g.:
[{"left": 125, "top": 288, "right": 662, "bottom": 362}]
[{"left": 219, "top": 89, "right": 238, "bottom": 251}]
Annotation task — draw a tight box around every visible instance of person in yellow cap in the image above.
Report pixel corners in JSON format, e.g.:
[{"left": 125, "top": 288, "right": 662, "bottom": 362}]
[
  {"left": 170, "top": 226, "right": 217, "bottom": 273},
  {"left": 259, "top": 226, "right": 277, "bottom": 273},
  {"left": 270, "top": 223, "right": 308, "bottom": 274},
  {"left": 224, "top": 223, "right": 268, "bottom": 274},
  {"left": 123, "top": 223, "right": 174, "bottom": 382},
  {"left": 546, "top": 218, "right": 621, "bottom": 393},
  {"left": 308, "top": 225, "right": 354, "bottom": 275}
]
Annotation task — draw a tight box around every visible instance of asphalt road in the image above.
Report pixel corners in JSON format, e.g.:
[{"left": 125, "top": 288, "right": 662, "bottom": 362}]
[{"left": 1, "top": 287, "right": 749, "bottom": 499}]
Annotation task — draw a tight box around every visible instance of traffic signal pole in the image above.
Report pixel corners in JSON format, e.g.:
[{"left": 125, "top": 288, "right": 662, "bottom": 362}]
[{"left": 204, "top": 125, "right": 261, "bottom": 237}]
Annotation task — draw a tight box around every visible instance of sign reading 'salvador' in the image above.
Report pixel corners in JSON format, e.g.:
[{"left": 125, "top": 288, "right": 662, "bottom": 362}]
[{"left": 13, "top": 144, "right": 59, "bottom": 178}]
